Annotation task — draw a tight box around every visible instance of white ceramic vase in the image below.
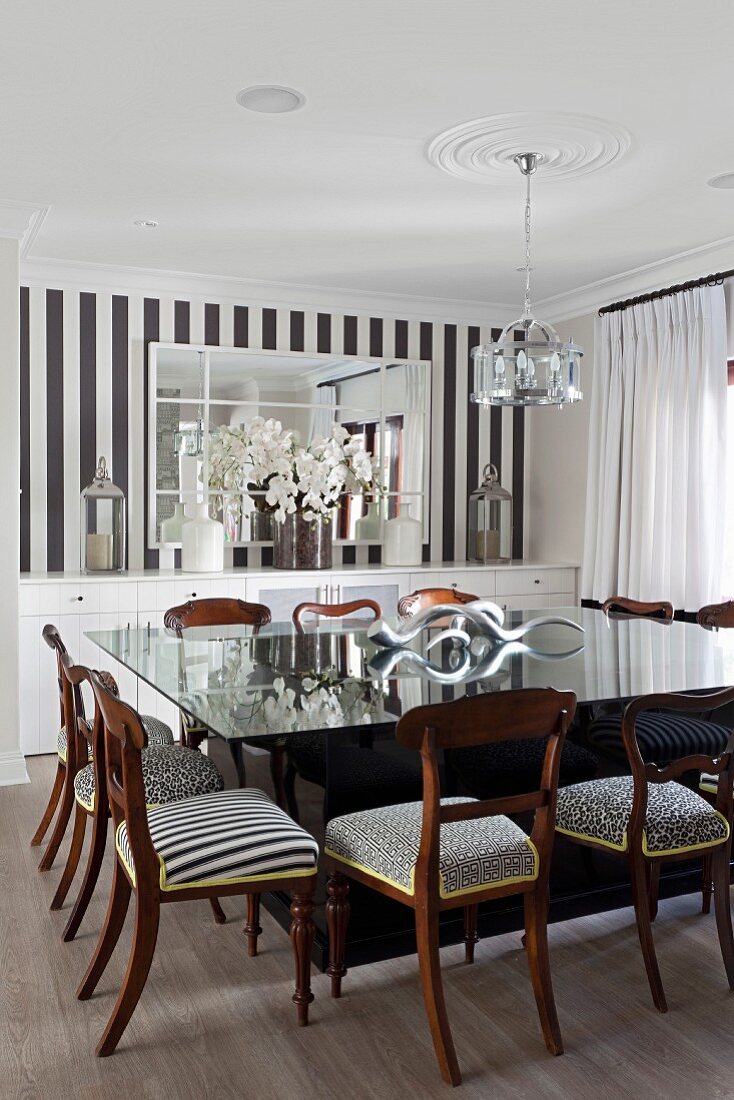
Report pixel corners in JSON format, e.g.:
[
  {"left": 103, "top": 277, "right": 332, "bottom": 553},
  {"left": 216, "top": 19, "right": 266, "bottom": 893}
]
[
  {"left": 181, "top": 503, "right": 224, "bottom": 572},
  {"left": 160, "top": 501, "right": 186, "bottom": 545},
  {"left": 382, "top": 504, "right": 422, "bottom": 566},
  {"left": 355, "top": 500, "right": 381, "bottom": 541}
]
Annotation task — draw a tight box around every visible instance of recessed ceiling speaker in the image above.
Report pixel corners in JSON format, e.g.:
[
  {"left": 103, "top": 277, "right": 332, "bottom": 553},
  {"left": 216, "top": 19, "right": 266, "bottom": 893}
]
[{"left": 236, "top": 86, "right": 305, "bottom": 114}]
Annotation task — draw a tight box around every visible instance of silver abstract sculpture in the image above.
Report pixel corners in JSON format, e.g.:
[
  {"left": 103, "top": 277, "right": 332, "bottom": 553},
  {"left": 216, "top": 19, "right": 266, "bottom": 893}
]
[
  {"left": 367, "top": 638, "right": 585, "bottom": 685},
  {"left": 366, "top": 599, "right": 583, "bottom": 650}
]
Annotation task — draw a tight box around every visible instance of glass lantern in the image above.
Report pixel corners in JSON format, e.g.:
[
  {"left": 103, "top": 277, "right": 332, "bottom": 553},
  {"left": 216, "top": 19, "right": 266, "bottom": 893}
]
[
  {"left": 468, "top": 463, "right": 513, "bottom": 564},
  {"left": 80, "top": 457, "right": 126, "bottom": 573}
]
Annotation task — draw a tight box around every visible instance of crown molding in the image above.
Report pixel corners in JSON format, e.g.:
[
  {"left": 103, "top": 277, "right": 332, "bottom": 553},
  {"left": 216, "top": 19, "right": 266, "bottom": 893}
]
[
  {"left": 19, "top": 256, "right": 513, "bottom": 326},
  {"left": 536, "top": 234, "right": 734, "bottom": 323},
  {"left": 0, "top": 201, "right": 50, "bottom": 257}
]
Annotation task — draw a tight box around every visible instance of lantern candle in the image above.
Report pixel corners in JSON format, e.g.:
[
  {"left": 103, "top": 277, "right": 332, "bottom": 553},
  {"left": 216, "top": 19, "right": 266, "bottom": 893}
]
[{"left": 86, "top": 532, "right": 113, "bottom": 571}]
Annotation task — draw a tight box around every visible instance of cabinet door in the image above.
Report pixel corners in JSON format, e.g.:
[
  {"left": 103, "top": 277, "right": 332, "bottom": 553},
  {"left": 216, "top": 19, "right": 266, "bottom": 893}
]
[
  {"left": 332, "top": 573, "right": 409, "bottom": 618},
  {"left": 19, "top": 617, "right": 40, "bottom": 756},
  {"left": 245, "top": 575, "right": 330, "bottom": 623}
]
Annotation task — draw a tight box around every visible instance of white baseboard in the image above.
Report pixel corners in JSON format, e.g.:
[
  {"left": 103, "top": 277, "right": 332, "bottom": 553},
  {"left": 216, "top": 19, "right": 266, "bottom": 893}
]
[{"left": 0, "top": 750, "right": 30, "bottom": 786}]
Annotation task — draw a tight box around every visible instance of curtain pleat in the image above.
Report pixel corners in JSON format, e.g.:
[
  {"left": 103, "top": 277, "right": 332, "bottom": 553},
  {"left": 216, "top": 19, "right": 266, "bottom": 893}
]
[{"left": 582, "top": 283, "right": 727, "bottom": 611}]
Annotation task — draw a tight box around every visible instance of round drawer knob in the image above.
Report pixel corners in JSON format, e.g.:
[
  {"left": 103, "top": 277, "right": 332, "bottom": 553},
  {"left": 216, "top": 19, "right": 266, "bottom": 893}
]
[
  {"left": 534, "top": 579, "right": 541, "bottom": 585},
  {"left": 76, "top": 595, "right": 83, "bottom": 602},
  {"left": 189, "top": 592, "right": 197, "bottom": 598}
]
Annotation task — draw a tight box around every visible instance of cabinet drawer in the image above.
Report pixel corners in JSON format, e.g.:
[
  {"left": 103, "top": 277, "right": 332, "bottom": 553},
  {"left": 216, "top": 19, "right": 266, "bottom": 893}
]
[
  {"left": 495, "top": 569, "right": 574, "bottom": 597},
  {"left": 436, "top": 569, "right": 496, "bottom": 598},
  {"left": 498, "top": 593, "right": 550, "bottom": 611},
  {"left": 58, "top": 583, "right": 100, "bottom": 614},
  {"left": 19, "top": 584, "right": 40, "bottom": 617}
]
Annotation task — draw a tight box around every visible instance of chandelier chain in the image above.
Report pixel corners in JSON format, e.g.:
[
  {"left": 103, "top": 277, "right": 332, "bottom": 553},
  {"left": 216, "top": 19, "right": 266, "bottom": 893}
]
[{"left": 524, "top": 171, "right": 532, "bottom": 319}]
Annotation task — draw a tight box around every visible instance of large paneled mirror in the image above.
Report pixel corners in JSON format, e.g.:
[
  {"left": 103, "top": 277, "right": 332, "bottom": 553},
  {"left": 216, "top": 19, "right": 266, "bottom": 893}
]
[{"left": 147, "top": 343, "right": 431, "bottom": 549}]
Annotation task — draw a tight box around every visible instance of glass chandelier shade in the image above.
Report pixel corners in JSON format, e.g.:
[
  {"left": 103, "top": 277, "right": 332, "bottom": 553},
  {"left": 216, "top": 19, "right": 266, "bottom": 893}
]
[
  {"left": 173, "top": 350, "right": 206, "bottom": 456},
  {"left": 470, "top": 153, "right": 584, "bottom": 408}
]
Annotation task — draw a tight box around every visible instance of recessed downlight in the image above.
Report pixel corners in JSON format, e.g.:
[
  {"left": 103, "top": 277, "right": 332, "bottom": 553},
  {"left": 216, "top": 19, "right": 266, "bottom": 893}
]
[
  {"left": 708, "top": 172, "right": 734, "bottom": 189},
  {"left": 236, "top": 85, "right": 305, "bottom": 114},
  {"left": 133, "top": 219, "right": 158, "bottom": 228}
]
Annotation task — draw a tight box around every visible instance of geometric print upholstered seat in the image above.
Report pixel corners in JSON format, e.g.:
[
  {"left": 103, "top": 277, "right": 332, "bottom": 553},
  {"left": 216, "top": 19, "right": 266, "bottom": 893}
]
[
  {"left": 116, "top": 788, "right": 319, "bottom": 892},
  {"left": 324, "top": 798, "right": 539, "bottom": 899},
  {"left": 73, "top": 744, "right": 224, "bottom": 813},
  {"left": 57, "top": 713, "right": 174, "bottom": 763},
  {"left": 556, "top": 776, "right": 729, "bottom": 856}
]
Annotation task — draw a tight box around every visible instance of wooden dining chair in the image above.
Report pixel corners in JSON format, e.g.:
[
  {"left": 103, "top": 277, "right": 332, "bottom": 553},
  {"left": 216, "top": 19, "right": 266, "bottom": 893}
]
[
  {"left": 79, "top": 672, "right": 319, "bottom": 1056},
  {"left": 325, "top": 687, "right": 576, "bottom": 1087},
  {"left": 164, "top": 597, "right": 272, "bottom": 753},
  {"left": 53, "top": 656, "right": 225, "bottom": 941},
  {"left": 398, "top": 588, "right": 596, "bottom": 802},
  {"left": 601, "top": 596, "right": 674, "bottom": 621},
  {"left": 32, "top": 625, "right": 174, "bottom": 871},
  {"left": 555, "top": 687, "right": 734, "bottom": 1013},
  {"left": 285, "top": 599, "right": 422, "bottom": 823}
]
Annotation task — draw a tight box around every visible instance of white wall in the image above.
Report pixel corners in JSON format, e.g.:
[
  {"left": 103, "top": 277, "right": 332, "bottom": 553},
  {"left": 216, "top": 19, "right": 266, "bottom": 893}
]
[
  {"left": 525, "top": 312, "right": 595, "bottom": 571},
  {"left": 0, "top": 235, "right": 27, "bottom": 785}
]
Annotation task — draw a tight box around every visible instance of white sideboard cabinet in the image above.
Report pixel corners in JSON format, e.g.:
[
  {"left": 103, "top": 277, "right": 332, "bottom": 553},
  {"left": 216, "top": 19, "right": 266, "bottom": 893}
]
[{"left": 18, "top": 560, "right": 578, "bottom": 756}]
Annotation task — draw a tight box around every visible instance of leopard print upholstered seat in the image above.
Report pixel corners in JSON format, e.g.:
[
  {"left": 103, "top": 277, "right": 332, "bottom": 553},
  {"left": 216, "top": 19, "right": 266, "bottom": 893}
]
[
  {"left": 556, "top": 775, "right": 729, "bottom": 855},
  {"left": 73, "top": 745, "right": 224, "bottom": 813}
]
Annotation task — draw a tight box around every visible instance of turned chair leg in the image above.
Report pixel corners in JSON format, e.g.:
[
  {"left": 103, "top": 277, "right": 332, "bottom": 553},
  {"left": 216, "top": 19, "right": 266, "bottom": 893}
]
[
  {"left": 326, "top": 872, "right": 350, "bottom": 997},
  {"left": 63, "top": 806, "right": 107, "bottom": 941},
  {"left": 31, "top": 760, "right": 65, "bottom": 846},
  {"left": 50, "top": 802, "right": 87, "bottom": 911},
  {"left": 38, "top": 772, "right": 76, "bottom": 872},
  {"left": 463, "top": 904, "right": 479, "bottom": 964},
  {"left": 290, "top": 888, "right": 316, "bottom": 1026},
  {"left": 209, "top": 898, "right": 226, "bottom": 924},
  {"left": 244, "top": 894, "right": 262, "bottom": 957},
  {"left": 77, "top": 860, "right": 132, "bottom": 1001},
  {"left": 95, "top": 892, "right": 160, "bottom": 1057},
  {"left": 629, "top": 853, "right": 667, "bottom": 1012},
  {"left": 523, "top": 891, "right": 563, "bottom": 1056},
  {"left": 701, "top": 851, "right": 714, "bottom": 915},
  {"left": 712, "top": 844, "right": 734, "bottom": 989},
  {"left": 415, "top": 907, "right": 461, "bottom": 1087},
  {"left": 284, "top": 760, "right": 300, "bottom": 824}
]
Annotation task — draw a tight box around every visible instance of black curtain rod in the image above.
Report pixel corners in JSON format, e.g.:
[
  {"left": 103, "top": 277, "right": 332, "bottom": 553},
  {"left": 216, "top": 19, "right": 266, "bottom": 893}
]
[{"left": 599, "top": 268, "right": 734, "bottom": 316}]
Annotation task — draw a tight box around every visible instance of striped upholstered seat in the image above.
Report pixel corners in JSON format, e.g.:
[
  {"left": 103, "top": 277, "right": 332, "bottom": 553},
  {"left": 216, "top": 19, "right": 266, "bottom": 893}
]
[
  {"left": 57, "top": 714, "right": 174, "bottom": 763},
  {"left": 325, "top": 797, "right": 538, "bottom": 898},
  {"left": 73, "top": 745, "right": 224, "bottom": 813},
  {"left": 116, "top": 788, "right": 319, "bottom": 891},
  {"left": 588, "top": 712, "right": 730, "bottom": 766}
]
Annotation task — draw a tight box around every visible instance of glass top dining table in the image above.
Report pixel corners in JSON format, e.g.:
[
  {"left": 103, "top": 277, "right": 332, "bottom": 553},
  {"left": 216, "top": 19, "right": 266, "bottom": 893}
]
[{"left": 85, "top": 606, "right": 734, "bottom": 742}]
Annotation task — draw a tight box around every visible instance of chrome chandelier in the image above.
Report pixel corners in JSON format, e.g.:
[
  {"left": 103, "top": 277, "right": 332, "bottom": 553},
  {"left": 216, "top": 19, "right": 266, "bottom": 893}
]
[{"left": 471, "top": 152, "right": 583, "bottom": 407}]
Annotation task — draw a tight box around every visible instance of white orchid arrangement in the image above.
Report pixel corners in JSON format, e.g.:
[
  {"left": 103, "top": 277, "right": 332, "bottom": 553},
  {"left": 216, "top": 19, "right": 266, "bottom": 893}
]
[
  {"left": 209, "top": 418, "right": 376, "bottom": 525},
  {"left": 262, "top": 674, "right": 378, "bottom": 732}
]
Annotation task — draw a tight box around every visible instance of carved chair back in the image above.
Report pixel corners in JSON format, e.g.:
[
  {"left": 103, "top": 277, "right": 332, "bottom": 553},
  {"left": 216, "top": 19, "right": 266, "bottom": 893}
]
[
  {"left": 621, "top": 689, "right": 734, "bottom": 851},
  {"left": 697, "top": 600, "right": 734, "bottom": 630},
  {"left": 42, "top": 624, "right": 71, "bottom": 738},
  {"left": 89, "top": 670, "right": 160, "bottom": 893},
  {"left": 395, "top": 688, "right": 576, "bottom": 897},
  {"left": 398, "top": 587, "right": 479, "bottom": 631},
  {"left": 164, "top": 597, "right": 271, "bottom": 634},
  {"left": 601, "top": 596, "right": 674, "bottom": 622},
  {"left": 293, "top": 599, "right": 381, "bottom": 632}
]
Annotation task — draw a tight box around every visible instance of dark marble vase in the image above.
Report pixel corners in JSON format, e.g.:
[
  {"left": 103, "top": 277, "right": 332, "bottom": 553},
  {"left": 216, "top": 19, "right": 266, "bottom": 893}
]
[{"left": 272, "top": 511, "right": 333, "bottom": 570}]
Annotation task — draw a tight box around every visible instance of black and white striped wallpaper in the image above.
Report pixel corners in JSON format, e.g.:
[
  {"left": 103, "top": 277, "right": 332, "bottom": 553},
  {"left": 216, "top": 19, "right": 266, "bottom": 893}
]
[{"left": 19, "top": 286, "right": 525, "bottom": 573}]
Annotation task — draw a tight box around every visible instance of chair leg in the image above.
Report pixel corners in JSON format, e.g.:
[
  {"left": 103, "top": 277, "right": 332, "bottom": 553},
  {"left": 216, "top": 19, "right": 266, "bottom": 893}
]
[
  {"left": 523, "top": 891, "right": 563, "bottom": 1056},
  {"left": 415, "top": 907, "right": 461, "bottom": 1087},
  {"left": 38, "top": 771, "right": 75, "bottom": 872},
  {"left": 290, "top": 888, "right": 315, "bottom": 1026},
  {"left": 326, "top": 872, "right": 350, "bottom": 997},
  {"left": 463, "top": 904, "right": 479, "bottom": 964},
  {"left": 629, "top": 853, "right": 667, "bottom": 1012},
  {"left": 244, "top": 894, "right": 262, "bottom": 957},
  {"left": 63, "top": 807, "right": 107, "bottom": 942},
  {"left": 95, "top": 892, "right": 160, "bottom": 1057},
  {"left": 209, "top": 898, "right": 226, "bottom": 924},
  {"left": 647, "top": 861, "right": 661, "bottom": 923},
  {"left": 31, "top": 760, "right": 65, "bottom": 847},
  {"left": 50, "top": 802, "right": 87, "bottom": 911},
  {"left": 284, "top": 760, "right": 300, "bottom": 824},
  {"left": 702, "top": 851, "right": 714, "bottom": 915},
  {"left": 229, "top": 741, "right": 247, "bottom": 787},
  {"left": 77, "top": 860, "right": 132, "bottom": 1001},
  {"left": 269, "top": 744, "right": 288, "bottom": 811},
  {"left": 712, "top": 844, "right": 734, "bottom": 989}
]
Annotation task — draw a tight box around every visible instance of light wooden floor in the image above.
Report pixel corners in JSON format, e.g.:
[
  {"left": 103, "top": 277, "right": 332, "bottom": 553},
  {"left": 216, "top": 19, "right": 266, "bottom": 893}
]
[{"left": 6, "top": 756, "right": 734, "bottom": 1100}]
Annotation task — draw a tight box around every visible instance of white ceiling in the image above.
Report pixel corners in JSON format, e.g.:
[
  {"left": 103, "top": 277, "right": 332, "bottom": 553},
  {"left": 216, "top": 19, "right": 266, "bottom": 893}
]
[{"left": 3, "top": 0, "right": 734, "bottom": 313}]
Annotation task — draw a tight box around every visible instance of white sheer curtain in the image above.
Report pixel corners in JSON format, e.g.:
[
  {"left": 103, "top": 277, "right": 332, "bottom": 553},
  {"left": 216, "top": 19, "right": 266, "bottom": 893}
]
[
  {"left": 582, "top": 283, "right": 727, "bottom": 611},
  {"left": 310, "top": 384, "right": 336, "bottom": 440},
  {"left": 399, "top": 363, "right": 426, "bottom": 523}
]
